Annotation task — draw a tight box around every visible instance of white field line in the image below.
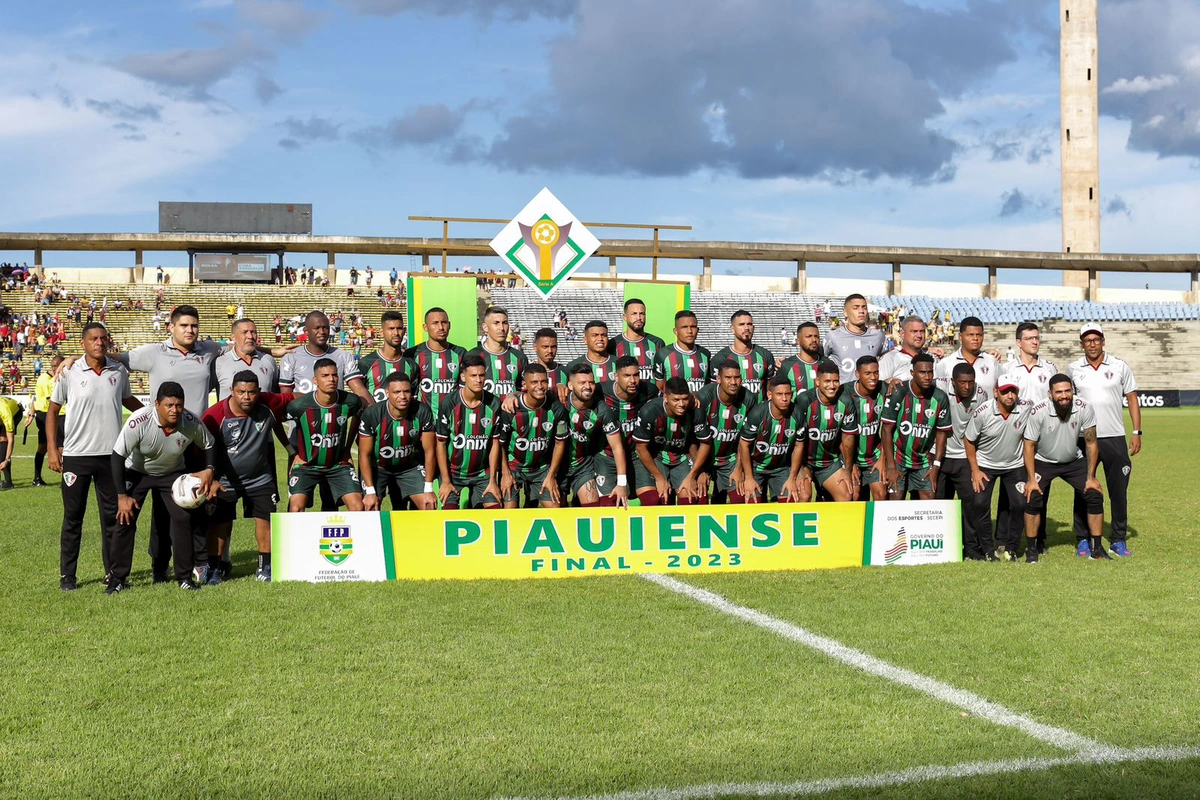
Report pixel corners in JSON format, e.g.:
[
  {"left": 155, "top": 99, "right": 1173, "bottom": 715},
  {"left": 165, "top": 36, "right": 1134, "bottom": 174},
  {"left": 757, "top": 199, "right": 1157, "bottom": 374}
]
[
  {"left": 496, "top": 745, "right": 1200, "bottom": 800},
  {"left": 640, "top": 573, "right": 1112, "bottom": 755}
]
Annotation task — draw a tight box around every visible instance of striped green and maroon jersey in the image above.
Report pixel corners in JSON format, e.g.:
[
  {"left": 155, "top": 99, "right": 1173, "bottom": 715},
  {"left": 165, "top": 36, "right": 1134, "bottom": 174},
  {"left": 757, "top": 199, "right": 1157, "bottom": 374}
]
[
  {"left": 539, "top": 361, "right": 569, "bottom": 395},
  {"left": 566, "top": 354, "right": 617, "bottom": 386},
  {"left": 776, "top": 354, "right": 819, "bottom": 395},
  {"left": 696, "top": 382, "right": 759, "bottom": 468},
  {"left": 287, "top": 390, "right": 364, "bottom": 470},
  {"left": 468, "top": 344, "right": 529, "bottom": 397},
  {"left": 607, "top": 331, "right": 666, "bottom": 382},
  {"left": 358, "top": 351, "right": 420, "bottom": 403},
  {"left": 653, "top": 343, "right": 712, "bottom": 392},
  {"left": 711, "top": 344, "right": 776, "bottom": 396},
  {"left": 838, "top": 382, "right": 884, "bottom": 468},
  {"left": 357, "top": 400, "right": 434, "bottom": 472},
  {"left": 739, "top": 402, "right": 804, "bottom": 474},
  {"left": 563, "top": 397, "right": 620, "bottom": 472},
  {"left": 435, "top": 389, "right": 502, "bottom": 481},
  {"left": 600, "top": 379, "right": 660, "bottom": 458},
  {"left": 497, "top": 397, "right": 569, "bottom": 473},
  {"left": 402, "top": 341, "right": 467, "bottom": 416},
  {"left": 633, "top": 397, "right": 713, "bottom": 468},
  {"left": 880, "top": 382, "right": 952, "bottom": 470},
  {"left": 794, "top": 389, "right": 859, "bottom": 469}
]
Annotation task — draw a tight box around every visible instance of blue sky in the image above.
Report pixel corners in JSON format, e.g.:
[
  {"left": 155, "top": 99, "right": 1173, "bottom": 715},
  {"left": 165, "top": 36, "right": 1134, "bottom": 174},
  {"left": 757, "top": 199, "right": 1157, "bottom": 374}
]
[{"left": 1, "top": 0, "right": 1198, "bottom": 289}]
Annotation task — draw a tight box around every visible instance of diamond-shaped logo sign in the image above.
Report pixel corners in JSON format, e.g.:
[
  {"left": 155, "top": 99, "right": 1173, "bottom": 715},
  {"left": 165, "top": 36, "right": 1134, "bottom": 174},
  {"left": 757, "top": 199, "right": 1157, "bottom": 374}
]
[{"left": 489, "top": 188, "right": 600, "bottom": 299}]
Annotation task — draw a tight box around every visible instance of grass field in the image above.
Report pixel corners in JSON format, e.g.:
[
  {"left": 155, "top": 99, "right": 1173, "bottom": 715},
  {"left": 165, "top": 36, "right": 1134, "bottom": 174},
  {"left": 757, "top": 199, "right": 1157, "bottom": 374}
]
[{"left": 2, "top": 409, "right": 1199, "bottom": 798}]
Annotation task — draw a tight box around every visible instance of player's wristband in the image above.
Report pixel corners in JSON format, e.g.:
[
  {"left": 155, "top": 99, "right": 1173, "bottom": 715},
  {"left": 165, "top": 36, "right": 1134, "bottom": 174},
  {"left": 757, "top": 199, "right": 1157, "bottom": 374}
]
[
  {"left": 616, "top": 475, "right": 628, "bottom": 487},
  {"left": 932, "top": 460, "right": 942, "bottom": 467},
  {"left": 423, "top": 482, "right": 435, "bottom": 494},
  {"left": 1131, "top": 430, "right": 1142, "bottom": 436},
  {"left": 364, "top": 486, "right": 376, "bottom": 496}
]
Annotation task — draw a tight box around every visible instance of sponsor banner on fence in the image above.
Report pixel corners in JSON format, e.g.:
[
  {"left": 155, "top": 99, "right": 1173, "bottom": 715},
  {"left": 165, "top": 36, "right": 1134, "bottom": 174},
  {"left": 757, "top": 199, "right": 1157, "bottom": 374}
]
[
  {"left": 271, "top": 512, "right": 389, "bottom": 583},
  {"left": 862, "top": 500, "right": 962, "bottom": 567},
  {"left": 390, "top": 503, "right": 867, "bottom": 581},
  {"left": 1122, "top": 390, "right": 1180, "bottom": 409}
]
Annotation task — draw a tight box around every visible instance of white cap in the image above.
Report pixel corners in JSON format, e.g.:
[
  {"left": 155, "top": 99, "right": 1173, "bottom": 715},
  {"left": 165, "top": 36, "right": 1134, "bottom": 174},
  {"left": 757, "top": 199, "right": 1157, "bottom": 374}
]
[{"left": 1079, "top": 323, "right": 1104, "bottom": 339}]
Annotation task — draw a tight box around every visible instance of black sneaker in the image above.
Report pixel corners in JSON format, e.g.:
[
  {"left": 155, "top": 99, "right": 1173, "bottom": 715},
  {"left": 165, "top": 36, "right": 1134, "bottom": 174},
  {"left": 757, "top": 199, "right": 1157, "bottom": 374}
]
[
  {"left": 1090, "top": 545, "right": 1114, "bottom": 561},
  {"left": 219, "top": 560, "right": 234, "bottom": 580},
  {"left": 0, "top": 481, "right": 13, "bottom": 491},
  {"left": 179, "top": 579, "right": 203, "bottom": 591},
  {"left": 1026, "top": 548, "right": 1039, "bottom": 564},
  {"left": 105, "top": 579, "right": 128, "bottom": 595},
  {"left": 31, "top": 478, "right": 48, "bottom": 487},
  {"left": 152, "top": 571, "right": 171, "bottom": 584},
  {"left": 60, "top": 575, "right": 78, "bottom": 591}
]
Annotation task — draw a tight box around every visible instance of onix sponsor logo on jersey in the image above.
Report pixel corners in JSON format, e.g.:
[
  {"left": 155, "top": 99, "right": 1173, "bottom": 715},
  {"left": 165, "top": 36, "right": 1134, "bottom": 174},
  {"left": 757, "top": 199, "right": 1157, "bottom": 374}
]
[
  {"left": 452, "top": 433, "right": 489, "bottom": 451},
  {"left": 310, "top": 432, "right": 341, "bottom": 449},
  {"left": 897, "top": 420, "right": 932, "bottom": 438},
  {"left": 807, "top": 427, "right": 839, "bottom": 442},
  {"left": 421, "top": 377, "right": 458, "bottom": 397},
  {"left": 514, "top": 437, "right": 548, "bottom": 453},
  {"left": 711, "top": 428, "right": 740, "bottom": 443},
  {"left": 755, "top": 441, "right": 792, "bottom": 456},
  {"left": 378, "top": 444, "right": 416, "bottom": 460}
]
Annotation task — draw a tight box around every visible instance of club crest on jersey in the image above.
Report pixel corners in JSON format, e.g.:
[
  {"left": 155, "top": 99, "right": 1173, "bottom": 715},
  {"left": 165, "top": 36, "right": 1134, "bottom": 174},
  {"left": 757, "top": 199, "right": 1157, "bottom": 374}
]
[
  {"left": 1105, "top": 371, "right": 1114, "bottom": 380},
  {"left": 227, "top": 426, "right": 242, "bottom": 443},
  {"left": 924, "top": 409, "right": 936, "bottom": 419},
  {"left": 734, "top": 414, "right": 744, "bottom": 423},
  {"left": 542, "top": 421, "right": 554, "bottom": 431},
  {"left": 255, "top": 421, "right": 266, "bottom": 432},
  {"left": 834, "top": 412, "right": 843, "bottom": 422},
  {"left": 337, "top": 415, "right": 347, "bottom": 425},
  {"left": 583, "top": 419, "right": 594, "bottom": 430}
]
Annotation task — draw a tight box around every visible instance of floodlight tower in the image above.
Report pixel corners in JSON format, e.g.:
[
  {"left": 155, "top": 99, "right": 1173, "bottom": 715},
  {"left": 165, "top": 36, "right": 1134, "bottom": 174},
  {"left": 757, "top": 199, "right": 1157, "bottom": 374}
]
[{"left": 1060, "top": 0, "right": 1100, "bottom": 287}]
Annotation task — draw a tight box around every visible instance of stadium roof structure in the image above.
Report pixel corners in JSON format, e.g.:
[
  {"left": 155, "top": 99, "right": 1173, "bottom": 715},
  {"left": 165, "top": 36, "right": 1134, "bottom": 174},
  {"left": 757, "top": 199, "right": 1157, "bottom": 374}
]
[{"left": 1, "top": 231, "right": 1197, "bottom": 275}]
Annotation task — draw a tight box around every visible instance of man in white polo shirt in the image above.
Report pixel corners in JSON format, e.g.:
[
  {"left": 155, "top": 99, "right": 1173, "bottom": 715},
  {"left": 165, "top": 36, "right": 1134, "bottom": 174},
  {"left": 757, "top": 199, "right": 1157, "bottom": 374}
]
[
  {"left": 1067, "top": 324, "right": 1140, "bottom": 558},
  {"left": 1000, "top": 322, "right": 1057, "bottom": 406},
  {"left": 877, "top": 315, "right": 944, "bottom": 391},
  {"left": 935, "top": 316, "right": 999, "bottom": 396}
]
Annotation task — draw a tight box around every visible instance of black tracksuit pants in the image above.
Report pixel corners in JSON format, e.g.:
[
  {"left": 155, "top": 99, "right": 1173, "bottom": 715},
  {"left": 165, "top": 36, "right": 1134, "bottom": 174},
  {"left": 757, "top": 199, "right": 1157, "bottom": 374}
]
[
  {"left": 113, "top": 471, "right": 207, "bottom": 582},
  {"left": 1072, "top": 435, "right": 1129, "bottom": 542},
  {"left": 59, "top": 455, "right": 120, "bottom": 581},
  {"left": 964, "top": 466, "right": 1028, "bottom": 554}
]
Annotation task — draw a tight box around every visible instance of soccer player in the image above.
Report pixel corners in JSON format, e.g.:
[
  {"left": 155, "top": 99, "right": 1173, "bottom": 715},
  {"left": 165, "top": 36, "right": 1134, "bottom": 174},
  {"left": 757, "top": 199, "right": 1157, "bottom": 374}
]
[
  {"left": 560, "top": 364, "right": 628, "bottom": 507},
  {"left": 358, "top": 311, "right": 418, "bottom": 403},
  {"left": 964, "top": 379, "right": 1030, "bottom": 562},
  {"left": 935, "top": 316, "right": 999, "bottom": 396},
  {"left": 938, "top": 363, "right": 991, "bottom": 559},
  {"left": 696, "top": 360, "right": 759, "bottom": 504},
  {"left": 279, "top": 311, "right": 372, "bottom": 403},
  {"left": 999, "top": 322, "right": 1057, "bottom": 405},
  {"left": 793, "top": 362, "right": 858, "bottom": 502},
  {"left": 880, "top": 353, "right": 951, "bottom": 500},
  {"left": 358, "top": 371, "right": 437, "bottom": 512},
  {"left": 496, "top": 364, "right": 569, "bottom": 508},
  {"left": 824, "top": 294, "right": 886, "bottom": 383},
  {"left": 735, "top": 373, "right": 809, "bottom": 502},
  {"left": 0, "top": 395, "right": 22, "bottom": 489},
  {"left": 632, "top": 377, "right": 713, "bottom": 505},
  {"left": 597, "top": 355, "right": 659, "bottom": 504},
  {"left": 27, "top": 354, "right": 63, "bottom": 486},
  {"left": 1067, "top": 324, "right": 1140, "bottom": 557},
  {"left": 48, "top": 324, "right": 142, "bottom": 590},
  {"left": 1023, "top": 375, "right": 1109, "bottom": 562},
  {"left": 877, "top": 316, "right": 943, "bottom": 390},
  {"left": 214, "top": 318, "right": 279, "bottom": 400},
  {"left": 469, "top": 306, "right": 528, "bottom": 397},
  {"left": 202, "top": 370, "right": 292, "bottom": 583},
  {"left": 776, "top": 322, "right": 822, "bottom": 394},
  {"left": 532, "top": 327, "right": 570, "bottom": 403},
  {"left": 842, "top": 355, "right": 888, "bottom": 500},
  {"left": 568, "top": 320, "right": 617, "bottom": 384},
  {"left": 403, "top": 306, "right": 468, "bottom": 416},
  {"left": 653, "top": 310, "right": 711, "bottom": 393},
  {"left": 711, "top": 310, "right": 775, "bottom": 396},
  {"left": 607, "top": 298, "right": 665, "bottom": 381},
  {"left": 111, "top": 382, "right": 216, "bottom": 592},
  {"left": 434, "top": 354, "right": 502, "bottom": 510},
  {"left": 285, "top": 359, "right": 366, "bottom": 513}
]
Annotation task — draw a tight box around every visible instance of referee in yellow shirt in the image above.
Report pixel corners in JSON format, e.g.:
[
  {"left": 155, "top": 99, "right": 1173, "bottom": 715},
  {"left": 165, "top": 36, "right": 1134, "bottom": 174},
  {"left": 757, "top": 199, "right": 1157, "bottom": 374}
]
[
  {"left": 0, "top": 395, "right": 23, "bottom": 490},
  {"left": 26, "top": 355, "right": 64, "bottom": 486}
]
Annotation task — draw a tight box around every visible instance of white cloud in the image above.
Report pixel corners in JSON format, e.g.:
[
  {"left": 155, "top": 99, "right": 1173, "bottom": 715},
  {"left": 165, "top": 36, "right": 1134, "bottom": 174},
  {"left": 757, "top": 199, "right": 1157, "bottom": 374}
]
[{"left": 1102, "top": 74, "right": 1180, "bottom": 95}]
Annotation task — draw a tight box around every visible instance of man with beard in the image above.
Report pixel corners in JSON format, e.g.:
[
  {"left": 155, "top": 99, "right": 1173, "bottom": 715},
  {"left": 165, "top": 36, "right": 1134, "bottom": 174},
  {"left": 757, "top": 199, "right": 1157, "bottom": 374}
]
[
  {"left": 878, "top": 316, "right": 944, "bottom": 391},
  {"left": 560, "top": 364, "right": 628, "bottom": 507},
  {"left": 359, "top": 371, "right": 438, "bottom": 513},
  {"left": 568, "top": 321, "right": 618, "bottom": 385},
  {"left": 633, "top": 377, "right": 712, "bottom": 505},
  {"left": 841, "top": 355, "right": 888, "bottom": 501},
  {"left": 597, "top": 355, "right": 659, "bottom": 505},
  {"left": 881, "top": 353, "right": 951, "bottom": 500},
  {"left": 696, "top": 360, "right": 758, "bottom": 504},
  {"left": 402, "top": 307, "right": 468, "bottom": 417},
  {"left": 935, "top": 316, "right": 999, "bottom": 396},
  {"left": 279, "top": 311, "right": 372, "bottom": 403},
  {"left": 938, "top": 363, "right": 991, "bottom": 559},
  {"left": 496, "top": 364, "right": 569, "bottom": 509},
  {"left": 711, "top": 310, "right": 775, "bottom": 397},
  {"left": 654, "top": 310, "right": 711, "bottom": 393},
  {"left": 776, "top": 322, "right": 822, "bottom": 394},
  {"left": 358, "top": 311, "right": 418, "bottom": 403},
  {"left": 469, "top": 306, "right": 527, "bottom": 398},
  {"left": 435, "top": 354, "right": 503, "bottom": 510},
  {"left": 964, "top": 379, "right": 1030, "bottom": 562},
  {"left": 824, "top": 294, "right": 886, "bottom": 383},
  {"left": 734, "top": 373, "right": 808, "bottom": 503},
  {"left": 607, "top": 298, "right": 665, "bottom": 383},
  {"left": 1023, "top": 375, "right": 1109, "bottom": 562},
  {"left": 794, "top": 362, "right": 858, "bottom": 502}
]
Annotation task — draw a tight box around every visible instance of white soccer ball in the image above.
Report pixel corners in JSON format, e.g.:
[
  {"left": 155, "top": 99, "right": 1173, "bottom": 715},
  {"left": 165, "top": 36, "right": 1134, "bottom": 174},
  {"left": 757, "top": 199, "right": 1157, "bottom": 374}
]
[{"left": 171, "top": 474, "right": 206, "bottom": 510}]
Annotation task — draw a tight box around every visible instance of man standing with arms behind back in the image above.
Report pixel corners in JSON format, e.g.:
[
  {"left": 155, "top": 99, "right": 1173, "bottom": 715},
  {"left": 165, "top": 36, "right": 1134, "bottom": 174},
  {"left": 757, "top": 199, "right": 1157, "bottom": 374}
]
[
  {"left": 607, "top": 298, "right": 665, "bottom": 382},
  {"left": 711, "top": 310, "right": 775, "bottom": 397},
  {"left": 214, "top": 318, "right": 279, "bottom": 400},
  {"left": 824, "top": 294, "right": 885, "bottom": 384},
  {"left": 403, "top": 306, "right": 467, "bottom": 417},
  {"left": 1068, "top": 324, "right": 1140, "bottom": 557}
]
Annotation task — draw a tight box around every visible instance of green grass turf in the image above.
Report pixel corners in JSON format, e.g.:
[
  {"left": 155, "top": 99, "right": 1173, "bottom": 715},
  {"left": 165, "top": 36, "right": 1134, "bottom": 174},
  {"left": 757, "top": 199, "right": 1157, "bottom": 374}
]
[{"left": 1, "top": 409, "right": 1197, "bottom": 798}]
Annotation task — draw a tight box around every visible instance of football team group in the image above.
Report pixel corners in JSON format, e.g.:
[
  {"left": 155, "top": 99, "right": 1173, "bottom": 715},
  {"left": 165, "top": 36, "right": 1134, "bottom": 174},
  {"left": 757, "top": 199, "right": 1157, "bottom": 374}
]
[{"left": 12, "top": 292, "right": 1140, "bottom": 592}]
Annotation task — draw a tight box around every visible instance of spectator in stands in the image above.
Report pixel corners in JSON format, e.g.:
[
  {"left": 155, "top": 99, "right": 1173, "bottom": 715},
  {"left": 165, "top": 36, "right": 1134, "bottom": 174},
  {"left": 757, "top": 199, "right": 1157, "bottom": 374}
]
[
  {"left": 349, "top": 267, "right": 360, "bottom": 286},
  {"left": 156, "top": 266, "right": 163, "bottom": 284},
  {"left": 389, "top": 267, "right": 398, "bottom": 288},
  {"left": 226, "top": 303, "right": 237, "bottom": 322},
  {"left": 365, "top": 266, "right": 373, "bottom": 287},
  {"left": 308, "top": 267, "right": 316, "bottom": 285},
  {"left": 780, "top": 327, "right": 792, "bottom": 348}
]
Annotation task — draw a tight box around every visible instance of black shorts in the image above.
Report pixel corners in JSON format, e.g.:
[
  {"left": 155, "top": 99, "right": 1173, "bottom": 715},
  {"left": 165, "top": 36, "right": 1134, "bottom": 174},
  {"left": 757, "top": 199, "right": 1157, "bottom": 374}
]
[
  {"left": 208, "top": 486, "right": 279, "bottom": 524},
  {"left": 4, "top": 406, "right": 23, "bottom": 436}
]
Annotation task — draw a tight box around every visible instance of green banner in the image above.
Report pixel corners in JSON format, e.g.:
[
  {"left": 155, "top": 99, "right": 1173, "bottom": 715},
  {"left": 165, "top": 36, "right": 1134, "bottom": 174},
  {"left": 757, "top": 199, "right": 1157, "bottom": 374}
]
[
  {"left": 406, "top": 275, "right": 479, "bottom": 351},
  {"left": 623, "top": 281, "right": 690, "bottom": 345}
]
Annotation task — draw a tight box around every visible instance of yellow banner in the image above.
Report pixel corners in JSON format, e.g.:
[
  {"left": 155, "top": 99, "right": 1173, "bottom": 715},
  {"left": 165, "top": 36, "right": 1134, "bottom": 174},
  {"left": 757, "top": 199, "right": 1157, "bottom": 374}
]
[{"left": 389, "top": 503, "right": 866, "bottom": 581}]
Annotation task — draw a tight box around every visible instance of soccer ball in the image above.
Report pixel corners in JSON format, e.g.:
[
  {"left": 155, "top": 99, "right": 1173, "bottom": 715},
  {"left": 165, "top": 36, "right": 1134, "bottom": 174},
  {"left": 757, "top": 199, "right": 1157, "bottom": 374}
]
[{"left": 171, "top": 474, "right": 206, "bottom": 510}]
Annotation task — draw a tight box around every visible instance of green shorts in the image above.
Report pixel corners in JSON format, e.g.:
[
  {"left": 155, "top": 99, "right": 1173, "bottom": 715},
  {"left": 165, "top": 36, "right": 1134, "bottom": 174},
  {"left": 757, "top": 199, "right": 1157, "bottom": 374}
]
[
  {"left": 504, "top": 465, "right": 559, "bottom": 506},
  {"left": 712, "top": 461, "right": 738, "bottom": 494},
  {"left": 288, "top": 464, "right": 362, "bottom": 501},
  {"left": 812, "top": 458, "right": 848, "bottom": 487},
  {"left": 560, "top": 460, "right": 598, "bottom": 499},
  {"left": 634, "top": 459, "right": 694, "bottom": 493},
  {"left": 443, "top": 473, "right": 502, "bottom": 509},
  {"left": 377, "top": 465, "right": 430, "bottom": 505},
  {"left": 745, "top": 468, "right": 792, "bottom": 502},
  {"left": 594, "top": 453, "right": 635, "bottom": 498},
  {"left": 896, "top": 465, "right": 934, "bottom": 494},
  {"left": 857, "top": 464, "right": 883, "bottom": 485}
]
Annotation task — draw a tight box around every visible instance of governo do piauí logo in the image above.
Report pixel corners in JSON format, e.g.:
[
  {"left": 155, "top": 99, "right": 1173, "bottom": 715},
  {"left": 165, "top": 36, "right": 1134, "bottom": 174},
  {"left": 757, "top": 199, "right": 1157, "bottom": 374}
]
[{"left": 489, "top": 188, "right": 600, "bottom": 299}]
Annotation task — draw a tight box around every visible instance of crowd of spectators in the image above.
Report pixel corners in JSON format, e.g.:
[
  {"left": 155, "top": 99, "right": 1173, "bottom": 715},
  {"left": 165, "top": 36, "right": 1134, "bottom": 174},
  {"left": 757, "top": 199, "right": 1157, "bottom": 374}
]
[{"left": 881, "top": 304, "right": 958, "bottom": 348}]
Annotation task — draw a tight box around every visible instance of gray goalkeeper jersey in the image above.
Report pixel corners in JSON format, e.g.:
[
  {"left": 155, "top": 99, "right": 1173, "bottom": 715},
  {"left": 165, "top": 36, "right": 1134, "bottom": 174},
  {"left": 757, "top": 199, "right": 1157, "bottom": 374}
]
[
  {"left": 279, "top": 345, "right": 362, "bottom": 394},
  {"left": 824, "top": 326, "right": 886, "bottom": 383}
]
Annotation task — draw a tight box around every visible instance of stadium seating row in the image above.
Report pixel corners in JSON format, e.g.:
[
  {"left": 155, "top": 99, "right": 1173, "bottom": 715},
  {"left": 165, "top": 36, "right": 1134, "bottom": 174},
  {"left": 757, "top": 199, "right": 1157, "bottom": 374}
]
[{"left": 872, "top": 294, "right": 1200, "bottom": 324}]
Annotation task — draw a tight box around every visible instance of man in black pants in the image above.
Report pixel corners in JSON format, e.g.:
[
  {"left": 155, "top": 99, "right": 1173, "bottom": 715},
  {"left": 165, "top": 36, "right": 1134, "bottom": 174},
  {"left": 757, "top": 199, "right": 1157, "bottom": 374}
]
[
  {"left": 110, "top": 382, "right": 216, "bottom": 593},
  {"left": 963, "top": 379, "right": 1030, "bottom": 562},
  {"left": 47, "top": 324, "right": 142, "bottom": 591},
  {"left": 937, "top": 363, "right": 990, "bottom": 559}
]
